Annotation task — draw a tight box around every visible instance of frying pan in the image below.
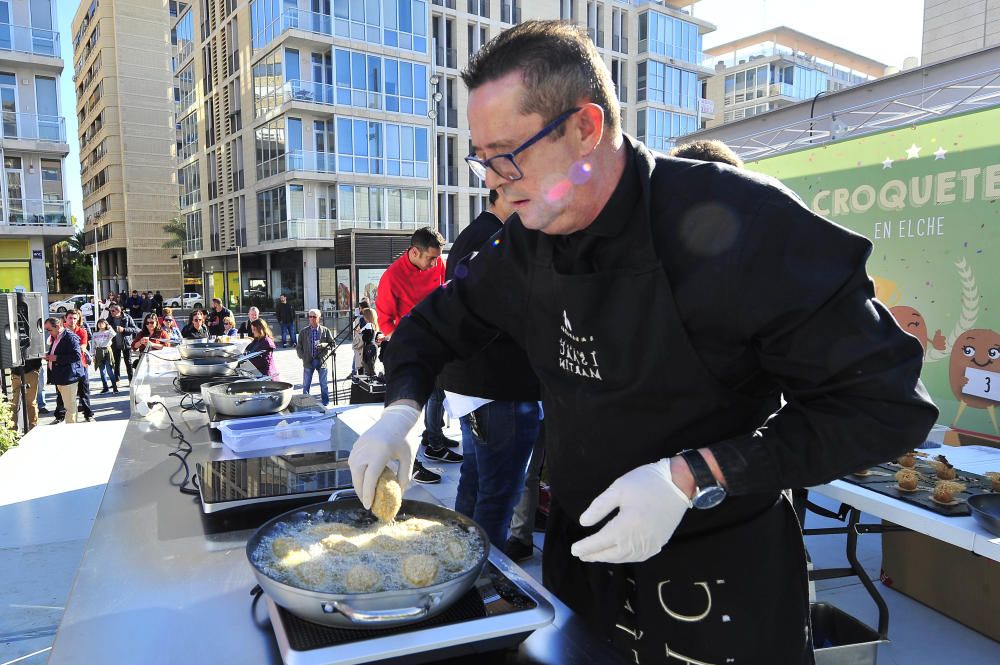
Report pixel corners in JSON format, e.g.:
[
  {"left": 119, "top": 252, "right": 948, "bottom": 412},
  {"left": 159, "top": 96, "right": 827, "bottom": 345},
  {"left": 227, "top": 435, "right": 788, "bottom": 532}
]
[
  {"left": 246, "top": 493, "right": 489, "bottom": 628},
  {"left": 206, "top": 380, "right": 294, "bottom": 417},
  {"left": 178, "top": 342, "right": 238, "bottom": 359},
  {"left": 176, "top": 350, "right": 265, "bottom": 377},
  {"left": 967, "top": 494, "right": 1000, "bottom": 537}
]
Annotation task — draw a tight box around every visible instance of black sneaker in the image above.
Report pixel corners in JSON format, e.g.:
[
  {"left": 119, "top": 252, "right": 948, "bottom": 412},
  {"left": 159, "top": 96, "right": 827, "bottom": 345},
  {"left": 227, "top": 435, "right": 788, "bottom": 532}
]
[
  {"left": 50, "top": 418, "right": 64, "bottom": 425},
  {"left": 421, "top": 431, "right": 460, "bottom": 448},
  {"left": 423, "top": 446, "right": 463, "bottom": 463},
  {"left": 505, "top": 538, "right": 535, "bottom": 563},
  {"left": 411, "top": 461, "right": 441, "bottom": 484},
  {"left": 38, "top": 406, "right": 50, "bottom": 414},
  {"left": 101, "top": 388, "right": 110, "bottom": 394}
]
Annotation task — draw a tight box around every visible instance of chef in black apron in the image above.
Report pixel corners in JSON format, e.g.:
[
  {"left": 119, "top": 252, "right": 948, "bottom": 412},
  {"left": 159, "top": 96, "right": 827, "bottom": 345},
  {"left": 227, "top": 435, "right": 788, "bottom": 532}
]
[{"left": 349, "top": 21, "right": 937, "bottom": 665}]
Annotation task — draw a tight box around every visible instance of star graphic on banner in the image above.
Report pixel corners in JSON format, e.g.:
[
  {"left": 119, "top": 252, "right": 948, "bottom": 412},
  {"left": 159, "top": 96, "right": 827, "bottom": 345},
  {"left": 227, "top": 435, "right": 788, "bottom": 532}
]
[
  {"left": 882, "top": 157, "right": 893, "bottom": 169},
  {"left": 906, "top": 144, "right": 921, "bottom": 159},
  {"left": 934, "top": 146, "right": 947, "bottom": 160}
]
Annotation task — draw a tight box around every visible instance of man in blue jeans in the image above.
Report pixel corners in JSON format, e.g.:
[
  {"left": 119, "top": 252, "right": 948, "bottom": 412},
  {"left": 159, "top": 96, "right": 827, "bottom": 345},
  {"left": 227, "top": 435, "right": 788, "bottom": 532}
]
[
  {"left": 296, "top": 308, "right": 334, "bottom": 405},
  {"left": 276, "top": 294, "right": 297, "bottom": 347},
  {"left": 440, "top": 190, "right": 542, "bottom": 548}
]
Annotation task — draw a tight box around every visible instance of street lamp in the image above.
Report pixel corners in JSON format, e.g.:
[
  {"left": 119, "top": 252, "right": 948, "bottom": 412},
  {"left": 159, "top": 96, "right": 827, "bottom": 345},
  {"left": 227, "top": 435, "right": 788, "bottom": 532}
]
[
  {"left": 225, "top": 245, "right": 242, "bottom": 314},
  {"left": 427, "top": 74, "right": 443, "bottom": 237}
]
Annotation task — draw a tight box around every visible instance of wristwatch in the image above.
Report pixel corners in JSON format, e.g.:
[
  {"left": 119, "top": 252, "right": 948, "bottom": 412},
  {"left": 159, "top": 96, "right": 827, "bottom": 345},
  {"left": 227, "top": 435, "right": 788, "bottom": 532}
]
[{"left": 679, "top": 449, "right": 727, "bottom": 510}]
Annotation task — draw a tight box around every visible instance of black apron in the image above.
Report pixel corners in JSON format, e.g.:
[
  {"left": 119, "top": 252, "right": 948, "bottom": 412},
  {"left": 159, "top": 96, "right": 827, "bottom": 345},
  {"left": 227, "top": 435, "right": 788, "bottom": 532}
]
[{"left": 525, "top": 162, "right": 813, "bottom": 664}]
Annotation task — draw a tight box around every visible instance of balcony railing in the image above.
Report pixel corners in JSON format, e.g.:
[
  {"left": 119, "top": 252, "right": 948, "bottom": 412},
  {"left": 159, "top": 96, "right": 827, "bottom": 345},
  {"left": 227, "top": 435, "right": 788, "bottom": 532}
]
[
  {"left": 0, "top": 23, "right": 60, "bottom": 58},
  {"left": 286, "top": 79, "right": 336, "bottom": 106},
  {"left": 1, "top": 113, "right": 66, "bottom": 142},
  {"left": 184, "top": 238, "right": 203, "bottom": 254},
  {"left": 612, "top": 35, "right": 628, "bottom": 53},
  {"left": 286, "top": 150, "right": 337, "bottom": 174},
  {"left": 587, "top": 28, "right": 605, "bottom": 48},
  {"left": 267, "top": 218, "right": 424, "bottom": 241},
  {"left": 4, "top": 199, "right": 72, "bottom": 227}
]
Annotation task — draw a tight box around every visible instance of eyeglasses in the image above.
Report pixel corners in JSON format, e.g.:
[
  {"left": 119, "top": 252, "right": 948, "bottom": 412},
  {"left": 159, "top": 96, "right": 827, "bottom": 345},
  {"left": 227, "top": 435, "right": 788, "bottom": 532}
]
[
  {"left": 164, "top": 318, "right": 174, "bottom": 322},
  {"left": 465, "top": 107, "right": 580, "bottom": 182},
  {"left": 308, "top": 315, "right": 319, "bottom": 319}
]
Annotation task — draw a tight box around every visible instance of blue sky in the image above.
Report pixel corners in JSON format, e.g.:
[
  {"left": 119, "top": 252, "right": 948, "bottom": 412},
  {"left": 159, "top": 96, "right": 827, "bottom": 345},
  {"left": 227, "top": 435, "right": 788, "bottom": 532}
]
[
  {"left": 57, "top": 0, "right": 82, "bottom": 225},
  {"left": 54, "top": 0, "right": 925, "bottom": 228}
]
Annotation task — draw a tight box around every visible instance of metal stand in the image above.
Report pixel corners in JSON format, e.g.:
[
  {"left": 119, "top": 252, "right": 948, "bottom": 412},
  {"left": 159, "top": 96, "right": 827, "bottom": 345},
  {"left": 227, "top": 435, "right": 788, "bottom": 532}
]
[{"left": 803, "top": 500, "right": 908, "bottom": 639}]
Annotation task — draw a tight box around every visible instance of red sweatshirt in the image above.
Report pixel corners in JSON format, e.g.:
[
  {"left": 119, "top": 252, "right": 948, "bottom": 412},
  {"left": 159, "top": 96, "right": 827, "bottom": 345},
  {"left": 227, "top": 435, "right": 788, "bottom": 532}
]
[{"left": 376, "top": 252, "right": 446, "bottom": 336}]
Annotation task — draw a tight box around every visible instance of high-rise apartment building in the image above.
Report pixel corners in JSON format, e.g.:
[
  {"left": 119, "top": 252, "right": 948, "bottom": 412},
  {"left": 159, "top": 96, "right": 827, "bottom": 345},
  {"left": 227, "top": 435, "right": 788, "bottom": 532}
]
[
  {"left": 173, "top": 0, "right": 713, "bottom": 312},
  {"left": 0, "top": 0, "right": 70, "bottom": 299},
  {"left": 702, "top": 27, "right": 886, "bottom": 128},
  {"left": 73, "top": 0, "right": 179, "bottom": 297},
  {"left": 922, "top": 0, "right": 1000, "bottom": 65}
]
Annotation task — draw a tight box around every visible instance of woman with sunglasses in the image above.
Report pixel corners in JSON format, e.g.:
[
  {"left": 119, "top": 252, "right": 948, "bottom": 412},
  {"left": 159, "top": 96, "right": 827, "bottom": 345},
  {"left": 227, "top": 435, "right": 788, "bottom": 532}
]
[
  {"left": 161, "top": 312, "right": 183, "bottom": 344},
  {"left": 181, "top": 310, "right": 209, "bottom": 339},
  {"left": 131, "top": 314, "right": 170, "bottom": 359}
]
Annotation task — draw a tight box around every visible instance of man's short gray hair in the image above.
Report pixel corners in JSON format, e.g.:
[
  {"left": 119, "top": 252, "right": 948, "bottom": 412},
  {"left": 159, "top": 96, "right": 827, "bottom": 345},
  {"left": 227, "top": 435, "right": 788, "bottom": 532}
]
[{"left": 308, "top": 308, "right": 322, "bottom": 319}]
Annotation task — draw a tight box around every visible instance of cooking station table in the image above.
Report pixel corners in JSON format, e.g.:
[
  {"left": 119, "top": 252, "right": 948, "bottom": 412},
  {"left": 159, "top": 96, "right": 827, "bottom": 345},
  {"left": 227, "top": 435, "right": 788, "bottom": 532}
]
[{"left": 46, "top": 363, "right": 630, "bottom": 665}]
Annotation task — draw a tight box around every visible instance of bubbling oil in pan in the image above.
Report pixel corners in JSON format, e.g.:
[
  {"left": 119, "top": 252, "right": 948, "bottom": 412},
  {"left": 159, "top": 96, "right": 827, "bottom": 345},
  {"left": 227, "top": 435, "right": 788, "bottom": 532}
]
[{"left": 252, "top": 509, "right": 484, "bottom": 593}]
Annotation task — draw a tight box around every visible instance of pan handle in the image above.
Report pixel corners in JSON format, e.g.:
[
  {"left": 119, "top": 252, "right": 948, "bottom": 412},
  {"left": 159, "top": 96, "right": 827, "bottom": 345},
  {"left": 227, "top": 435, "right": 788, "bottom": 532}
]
[
  {"left": 328, "top": 488, "right": 357, "bottom": 503},
  {"left": 324, "top": 594, "right": 442, "bottom": 623}
]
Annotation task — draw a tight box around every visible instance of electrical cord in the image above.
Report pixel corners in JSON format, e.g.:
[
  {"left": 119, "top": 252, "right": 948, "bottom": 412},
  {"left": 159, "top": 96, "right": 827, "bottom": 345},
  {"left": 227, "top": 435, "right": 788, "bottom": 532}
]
[{"left": 146, "top": 400, "right": 201, "bottom": 496}]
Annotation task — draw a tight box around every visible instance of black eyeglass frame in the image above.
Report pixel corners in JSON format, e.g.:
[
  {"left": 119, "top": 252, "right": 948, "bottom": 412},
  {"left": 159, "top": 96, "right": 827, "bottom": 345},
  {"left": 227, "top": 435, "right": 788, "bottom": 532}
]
[{"left": 465, "top": 107, "right": 580, "bottom": 182}]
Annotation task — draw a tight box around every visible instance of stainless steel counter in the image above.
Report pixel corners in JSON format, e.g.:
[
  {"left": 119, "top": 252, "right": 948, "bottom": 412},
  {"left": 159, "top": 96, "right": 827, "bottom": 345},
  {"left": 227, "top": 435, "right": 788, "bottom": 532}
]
[{"left": 47, "top": 360, "right": 629, "bottom": 665}]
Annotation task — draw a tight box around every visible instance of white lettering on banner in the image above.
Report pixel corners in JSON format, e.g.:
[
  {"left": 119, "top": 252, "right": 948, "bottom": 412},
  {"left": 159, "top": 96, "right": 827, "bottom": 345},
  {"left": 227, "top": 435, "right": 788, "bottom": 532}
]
[
  {"left": 657, "top": 581, "right": 713, "bottom": 622},
  {"left": 873, "top": 217, "right": 945, "bottom": 240},
  {"left": 558, "top": 310, "right": 603, "bottom": 381},
  {"left": 811, "top": 162, "right": 1000, "bottom": 216},
  {"left": 616, "top": 624, "right": 644, "bottom": 641}
]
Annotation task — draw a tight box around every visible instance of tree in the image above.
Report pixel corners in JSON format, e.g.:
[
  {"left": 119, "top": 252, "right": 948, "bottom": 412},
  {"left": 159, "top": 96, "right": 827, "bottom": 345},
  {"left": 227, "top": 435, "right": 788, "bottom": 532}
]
[
  {"left": 163, "top": 217, "right": 187, "bottom": 249},
  {"left": 49, "top": 229, "right": 94, "bottom": 294}
]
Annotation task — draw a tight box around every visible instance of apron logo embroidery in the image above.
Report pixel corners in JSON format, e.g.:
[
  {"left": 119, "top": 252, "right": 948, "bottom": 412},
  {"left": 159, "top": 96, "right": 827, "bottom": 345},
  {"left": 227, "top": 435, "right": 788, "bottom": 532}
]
[
  {"left": 559, "top": 310, "right": 603, "bottom": 380},
  {"left": 657, "top": 581, "right": 713, "bottom": 622}
]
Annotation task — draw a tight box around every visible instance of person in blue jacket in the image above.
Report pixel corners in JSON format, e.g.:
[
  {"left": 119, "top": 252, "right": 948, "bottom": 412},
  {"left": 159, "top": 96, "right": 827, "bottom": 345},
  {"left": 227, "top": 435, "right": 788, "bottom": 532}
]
[{"left": 44, "top": 317, "right": 87, "bottom": 424}]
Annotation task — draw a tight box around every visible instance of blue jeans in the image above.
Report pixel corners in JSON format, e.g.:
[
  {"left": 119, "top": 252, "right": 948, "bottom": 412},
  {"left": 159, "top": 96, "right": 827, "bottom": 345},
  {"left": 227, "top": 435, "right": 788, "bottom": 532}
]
[
  {"left": 281, "top": 323, "right": 297, "bottom": 346},
  {"left": 96, "top": 348, "right": 116, "bottom": 390},
  {"left": 37, "top": 365, "right": 47, "bottom": 408},
  {"left": 455, "top": 400, "right": 541, "bottom": 549},
  {"left": 423, "top": 387, "right": 446, "bottom": 441},
  {"left": 302, "top": 361, "right": 329, "bottom": 405}
]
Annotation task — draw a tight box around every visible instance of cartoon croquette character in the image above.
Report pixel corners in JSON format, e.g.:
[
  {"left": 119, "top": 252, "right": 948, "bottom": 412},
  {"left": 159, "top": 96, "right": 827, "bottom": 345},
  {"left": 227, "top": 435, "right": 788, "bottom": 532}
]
[
  {"left": 890, "top": 306, "right": 946, "bottom": 355},
  {"left": 948, "top": 328, "right": 1000, "bottom": 434}
]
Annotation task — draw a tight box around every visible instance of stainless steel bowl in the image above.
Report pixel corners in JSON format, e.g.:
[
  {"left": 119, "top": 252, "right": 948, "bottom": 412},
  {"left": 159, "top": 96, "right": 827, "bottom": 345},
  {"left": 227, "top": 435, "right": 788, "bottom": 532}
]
[
  {"left": 176, "top": 357, "right": 241, "bottom": 377},
  {"left": 178, "top": 342, "right": 238, "bottom": 360},
  {"left": 206, "top": 380, "right": 294, "bottom": 417},
  {"left": 968, "top": 494, "right": 1000, "bottom": 537},
  {"left": 246, "top": 496, "right": 489, "bottom": 628}
]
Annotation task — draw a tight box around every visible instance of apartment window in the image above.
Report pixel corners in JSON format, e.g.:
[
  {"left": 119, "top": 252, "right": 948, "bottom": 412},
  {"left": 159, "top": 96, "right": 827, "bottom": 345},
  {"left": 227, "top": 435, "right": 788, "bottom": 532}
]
[
  {"left": 228, "top": 77, "right": 243, "bottom": 133},
  {"left": 255, "top": 117, "right": 286, "bottom": 179},
  {"left": 337, "top": 184, "right": 382, "bottom": 226},
  {"left": 185, "top": 210, "right": 203, "bottom": 252},
  {"left": 227, "top": 20, "right": 240, "bottom": 75},
  {"left": 257, "top": 185, "right": 287, "bottom": 241},
  {"left": 178, "top": 161, "right": 201, "bottom": 208},
  {"left": 384, "top": 122, "right": 429, "bottom": 177},
  {"left": 610, "top": 58, "right": 627, "bottom": 104},
  {"left": 82, "top": 168, "right": 109, "bottom": 198},
  {"left": 252, "top": 48, "right": 283, "bottom": 117},
  {"left": 177, "top": 111, "right": 199, "bottom": 160},
  {"left": 379, "top": 0, "right": 429, "bottom": 53},
  {"left": 41, "top": 160, "right": 63, "bottom": 202},
  {"left": 209, "top": 203, "right": 221, "bottom": 251},
  {"left": 636, "top": 61, "right": 698, "bottom": 111},
  {"left": 638, "top": 11, "right": 702, "bottom": 65},
  {"left": 207, "top": 150, "right": 219, "bottom": 200},
  {"left": 205, "top": 99, "right": 216, "bottom": 147},
  {"left": 174, "top": 9, "right": 195, "bottom": 67},
  {"left": 725, "top": 64, "right": 769, "bottom": 106},
  {"left": 501, "top": 0, "right": 520, "bottom": 25},
  {"left": 336, "top": 118, "right": 382, "bottom": 174},
  {"left": 386, "top": 187, "right": 430, "bottom": 227},
  {"left": 230, "top": 137, "right": 244, "bottom": 190},
  {"left": 467, "top": 23, "right": 487, "bottom": 57},
  {"left": 250, "top": 0, "right": 287, "bottom": 50},
  {"left": 559, "top": 0, "right": 575, "bottom": 21},
  {"left": 176, "top": 62, "right": 196, "bottom": 109},
  {"left": 203, "top": 45, "right": 214, "bottom": 94},
  {"left": 334, "top": 49, "right": 429, "bottom": 116},
  {"left": 611, "top": 8, "right": 626, "bottom": 53},
  {"left": 467, "top": 0, "right": 488, "bottom": 19},
  {"left": 636, "top": 109, "right": 697, "bottom": 153}
]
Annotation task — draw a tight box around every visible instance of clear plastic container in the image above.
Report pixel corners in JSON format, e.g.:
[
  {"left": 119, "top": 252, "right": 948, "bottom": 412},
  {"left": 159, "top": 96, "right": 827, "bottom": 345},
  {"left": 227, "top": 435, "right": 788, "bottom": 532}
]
[{"left": 216, "top": 412, "right": 334, "bottom": 453}]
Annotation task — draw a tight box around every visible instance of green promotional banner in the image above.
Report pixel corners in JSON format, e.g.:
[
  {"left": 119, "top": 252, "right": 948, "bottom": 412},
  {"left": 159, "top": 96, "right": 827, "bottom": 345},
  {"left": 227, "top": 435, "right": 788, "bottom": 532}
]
[{"left": 749, "top": 106, "right": 1000, "bottom": 441}]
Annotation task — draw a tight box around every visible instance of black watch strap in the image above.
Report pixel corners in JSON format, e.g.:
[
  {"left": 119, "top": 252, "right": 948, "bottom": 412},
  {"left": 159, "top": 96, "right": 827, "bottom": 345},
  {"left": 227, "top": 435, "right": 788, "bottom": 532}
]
[{"left": 680, "top": 449, "right": 717, "bottom": 491}]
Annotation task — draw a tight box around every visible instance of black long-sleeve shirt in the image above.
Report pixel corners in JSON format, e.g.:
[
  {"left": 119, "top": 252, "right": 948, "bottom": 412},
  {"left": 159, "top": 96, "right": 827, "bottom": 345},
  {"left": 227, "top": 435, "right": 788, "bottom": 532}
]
[
  {"left": 385, "top": 135, "right": 938, "bottom": 496},
  {"left": 438, "top": 210, "right": 540, "bottom": 402}
]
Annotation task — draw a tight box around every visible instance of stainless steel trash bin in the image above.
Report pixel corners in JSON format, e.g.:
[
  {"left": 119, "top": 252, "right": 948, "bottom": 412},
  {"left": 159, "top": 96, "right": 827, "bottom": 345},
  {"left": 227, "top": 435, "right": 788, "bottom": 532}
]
[{"left": 812, "top": 602, "right": 885, "bottom": 665}]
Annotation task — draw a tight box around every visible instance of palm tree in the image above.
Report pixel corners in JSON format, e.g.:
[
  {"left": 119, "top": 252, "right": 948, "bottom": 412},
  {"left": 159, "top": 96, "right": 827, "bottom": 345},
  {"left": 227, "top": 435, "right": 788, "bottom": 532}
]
[{"left": 162, "top": 217, "right": 187, "bottom": 249}]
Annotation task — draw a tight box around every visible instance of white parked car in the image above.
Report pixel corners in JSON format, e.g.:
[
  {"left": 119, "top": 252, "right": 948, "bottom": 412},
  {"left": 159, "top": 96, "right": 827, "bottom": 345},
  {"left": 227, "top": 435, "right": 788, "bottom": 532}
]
[
  {"left": 165, "top": 292, "right": 204, "bottom": 308},
  {"left": 49, "top": 294, "right": 89, "bottom": 313}
]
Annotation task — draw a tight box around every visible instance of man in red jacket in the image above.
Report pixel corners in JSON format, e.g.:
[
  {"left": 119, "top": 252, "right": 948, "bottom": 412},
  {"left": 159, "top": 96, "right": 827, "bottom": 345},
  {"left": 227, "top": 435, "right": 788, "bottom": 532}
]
[{"left": 377, "top": 227, "right": 462, "bottom": 484}]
